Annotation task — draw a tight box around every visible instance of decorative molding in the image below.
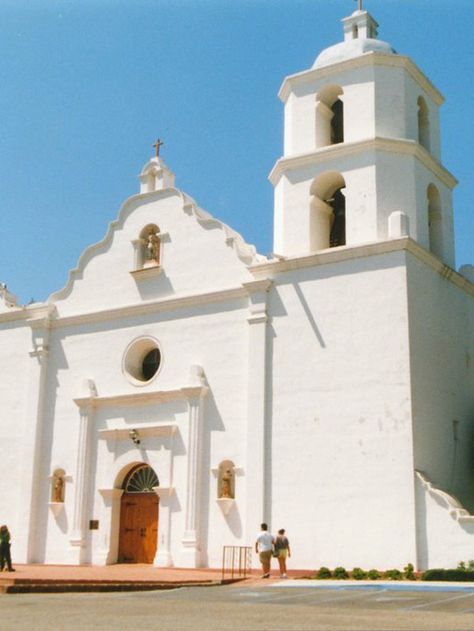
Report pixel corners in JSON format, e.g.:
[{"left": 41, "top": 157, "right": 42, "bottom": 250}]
[
  {"left": 51, "top": 286, "right": 248, "bottom": 328},
  {"left": 249, "top": 237, "right": 474, "bottom": 298},
  {"left": 73, "top": 385, "right": 208, "bottom": 410},
  {"left": 416, "top": 470, "right": 474, "bottom": 523},
  {"left": 269, "top": 137, "right": 457, "bottom": 189},
  {"left": 98, "top": 424, "right": 178, "bottom": 440},
  {"left": 0, "top": 303, "right": 55, "bottom": 326},
  {"left": 129, "top": 266, "right": 163, "bottom": 280},
  {"left": 278, "top": 52, "right": 444, "bottom": 106}
]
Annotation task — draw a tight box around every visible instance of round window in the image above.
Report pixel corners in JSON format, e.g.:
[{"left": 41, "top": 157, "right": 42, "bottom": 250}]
[{"left": 123, "top": 337, "right": 162, "bottom": 385}]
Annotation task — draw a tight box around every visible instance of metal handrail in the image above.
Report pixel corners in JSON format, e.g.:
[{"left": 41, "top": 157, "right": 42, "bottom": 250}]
[{"left": 221, "top": 545, "right": 252, "bottom": 580}]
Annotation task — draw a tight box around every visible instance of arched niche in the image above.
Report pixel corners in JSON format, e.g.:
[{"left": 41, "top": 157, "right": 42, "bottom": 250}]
[
  {"left": 217, "top": 460, "right": 235, "bottom": 499},
  {"left": 310, "top": 172, "right": 346, "bottom": 250},
  {"left": 136, "top": 224, "right": 160, "bottom": 269},
  {"left": 427, "top": 183, "right": 443, "bottom": 259},
  {"left": 315, "top": 85, "right": 344, "bottom": 149},
  {"left": 418, "top": 96, "right": 430, "bottom": 152},
  {"left": 51, "top": 468, "right": 66, "bottom": 503}
]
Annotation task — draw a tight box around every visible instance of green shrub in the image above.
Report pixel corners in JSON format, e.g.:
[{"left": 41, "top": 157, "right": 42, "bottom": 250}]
[
  {"left": 384, "top": 569, "right": 403, "bottom": 580},
  {"left": 458, "top": 561, "right": 467, "bottom": 571},
  {"left": 404, "top": 563, "right": 416, "bottom": 580},
  {"left": 351, "top": 567, "right": 367, "bottom": 580},
  {"left": 316, "top": 566, "right": 332, "bottom": 579},
  {"left": 422, "top": 568, "right": 474, "bottom": 582},
  {"left": 367, "top": 569, "right": 381, "bottom": 580},
  {"left": 334, "top": 566, "right": 349, "bottom": 579},
  {"left": 468, "top": 560, "right": 474, "bottom": 571}
]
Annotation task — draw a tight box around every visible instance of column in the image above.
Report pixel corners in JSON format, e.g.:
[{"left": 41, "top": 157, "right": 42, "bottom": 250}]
[
  {"left": 17, "top": 319, "right": 51, "bottom": 562},
  {"left": 95, "top": 488, "right": 123, "bottom": 565},
  {"left": 179, "top": 366, "right": 208, "bottom": 567},
  {"left": 242, "top": 280, "right": 272, "bottom": 543}
]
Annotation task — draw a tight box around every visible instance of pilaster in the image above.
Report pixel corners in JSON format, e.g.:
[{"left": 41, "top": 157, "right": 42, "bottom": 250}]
[
  {"left": 242, "top": 280, "right": 272, "bottom": 542},
  {"left": 153, "top": 486, "right": 175, "bottom": 567},
  {"left": 18, "top": 317, "right": 52, "bottom": 562},
  {"left": 70, "top": 379, "right": 97, "bottom": 563},
  {"left": 95, "top": 488, "right": 123, "bottom": 565},
  {"left": 179, "top": 366, "right": 208, "bottom": 567}
]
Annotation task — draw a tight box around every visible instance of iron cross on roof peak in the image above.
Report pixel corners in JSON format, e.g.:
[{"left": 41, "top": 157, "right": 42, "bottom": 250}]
[{"left": 153, "top": 138, "right": 164, "bottom": 157}]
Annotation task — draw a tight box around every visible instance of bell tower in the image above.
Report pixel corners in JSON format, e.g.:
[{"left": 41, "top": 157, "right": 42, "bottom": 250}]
[{"left": 270, "top": 9, "right": 457, "bottom": 267}]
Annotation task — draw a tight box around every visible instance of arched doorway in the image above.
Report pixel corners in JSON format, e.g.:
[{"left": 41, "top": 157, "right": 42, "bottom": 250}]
[{"left": 118, "top": 464, "right": 159, "bottom": 563}]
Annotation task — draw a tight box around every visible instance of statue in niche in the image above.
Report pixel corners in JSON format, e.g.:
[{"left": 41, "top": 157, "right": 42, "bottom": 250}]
[
  {"left": 51, "top": 471, "right": 65, "bottom": 503},
  {"left": 144, "top": 228, "right": 160, "bottom": 266},
  {"left": 218, "top": 462, "right": 235, "bottom": 499}
]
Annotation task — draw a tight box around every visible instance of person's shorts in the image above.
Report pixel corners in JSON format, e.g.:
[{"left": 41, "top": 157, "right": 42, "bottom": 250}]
[
  {"left": 278, "top": 549, "right": 288, "bottom": 559},
  {"left": 259, "top": 550, "right": 272, "bottom": 563}
]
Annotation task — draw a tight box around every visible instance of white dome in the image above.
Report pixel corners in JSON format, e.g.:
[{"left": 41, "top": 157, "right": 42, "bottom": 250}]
[{"left": 313, "top": 38, "right": 396, "bottom": 69}]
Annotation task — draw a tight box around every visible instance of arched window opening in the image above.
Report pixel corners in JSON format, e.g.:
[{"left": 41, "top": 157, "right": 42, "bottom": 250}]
[
  {"left": 122, "top": 464, "right": 159, "bottom": 493},
  {"left": 330, "top": 100, "right": 344, "bottom": 145},
  {"left": 418, "top": 96, "right": 430, "bottom": 151},
  {"left": 352, "top": 24, "right": 359, "bottom": 39},
  {"left": 315, "top": 85, "right": 344, "bottom": 149},
  {"left": 328, "top": 188, "right": 346, "bottom": 247},
  {"left": 138, "top": 224, "right": 160, "bottom": 268},
  {"left": 427, "top": 184, "right": 442, "bottom": 258},
  {"left": 310, "top": 172, "right": 346, "bottom": 251}
]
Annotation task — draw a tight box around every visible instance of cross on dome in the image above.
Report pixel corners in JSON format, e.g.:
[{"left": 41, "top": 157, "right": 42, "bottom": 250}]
[{"left": 153, "top": 138, "right": 164, "bottom": 157}]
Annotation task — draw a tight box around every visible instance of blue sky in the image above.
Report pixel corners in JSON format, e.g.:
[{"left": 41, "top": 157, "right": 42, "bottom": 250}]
[{"left": 0, "top": 0, "right": 472, "bottom": 304}]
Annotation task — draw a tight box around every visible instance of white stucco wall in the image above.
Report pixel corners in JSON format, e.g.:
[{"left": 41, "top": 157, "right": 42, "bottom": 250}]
[
  {"left": 267, "top": 249, "right": 417, "bottom": 569},
  {"left": 407, "top": 253, "right": 474, "bottom": 512}
]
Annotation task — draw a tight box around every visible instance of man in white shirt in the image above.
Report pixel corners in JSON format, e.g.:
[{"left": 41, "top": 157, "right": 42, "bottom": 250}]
[{"left": 255, "top": 522, "right": 274, "bottom": 578}]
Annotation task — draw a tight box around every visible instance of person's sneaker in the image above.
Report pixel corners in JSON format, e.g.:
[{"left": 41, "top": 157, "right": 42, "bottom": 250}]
[
  {"left": 262, "top": 573, "right": 270, "bottom": 578},
  {"left": 282, "top": 573, "right": 287, "bottom": 578}
]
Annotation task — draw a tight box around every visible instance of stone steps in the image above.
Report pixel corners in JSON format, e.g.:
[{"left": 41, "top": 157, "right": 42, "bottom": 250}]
[{"left": 0, "top": 578, "right": 228, "bottom": 594}]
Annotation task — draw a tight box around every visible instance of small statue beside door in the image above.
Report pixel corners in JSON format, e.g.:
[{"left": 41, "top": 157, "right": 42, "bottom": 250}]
[
  {"left": 218, "top": 461, "right": 235, "bottom": 499},
  {"left": 51, "top": 470, "right": 65, "bottom": 503}
]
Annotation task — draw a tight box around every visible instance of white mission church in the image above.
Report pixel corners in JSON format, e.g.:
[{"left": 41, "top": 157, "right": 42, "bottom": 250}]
[{"left": 0, "top": 8, "right": 473, "bottom": 572}]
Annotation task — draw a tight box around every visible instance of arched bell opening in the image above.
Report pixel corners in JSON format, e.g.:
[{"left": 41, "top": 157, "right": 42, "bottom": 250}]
[
  {"left": 310, "top": 172, "right": 346, "bottom": 251},
  {"left": 315, "top": 85, "right": 344, "bottom": 149},
  {"left": 427, "top": 183, "right": 443, "bottom": 259},
  {"left": 417, "top": 96, "right": 431, "bottom": 152}
]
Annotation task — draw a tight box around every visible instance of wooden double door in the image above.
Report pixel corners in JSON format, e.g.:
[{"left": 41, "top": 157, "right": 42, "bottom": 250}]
[{"left": 118, "top": 492, "right": 159, "bottom": 563}]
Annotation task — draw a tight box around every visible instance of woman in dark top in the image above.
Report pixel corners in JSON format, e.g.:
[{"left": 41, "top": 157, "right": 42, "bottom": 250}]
[{"left": 274, "top": 528, "right": 291, "bottom": 578}]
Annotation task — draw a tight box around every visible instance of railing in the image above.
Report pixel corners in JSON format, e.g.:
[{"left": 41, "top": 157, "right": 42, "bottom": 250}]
[{"left": 221, "top": 545, "right": 252, "bottom": 580}]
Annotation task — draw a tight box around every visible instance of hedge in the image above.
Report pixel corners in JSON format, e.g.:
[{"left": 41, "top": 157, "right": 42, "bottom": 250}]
[{"left": 422, "top": 569, "right": 474, "bottom": 582}]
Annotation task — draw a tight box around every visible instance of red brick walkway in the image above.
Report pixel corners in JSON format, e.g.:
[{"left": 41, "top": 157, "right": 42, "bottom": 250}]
[
  {"left": 0, "top": 564, "right": 308, "bottom": 591},
  {"left": 0, "top": 564, "right": 309, "bottom": 591}
]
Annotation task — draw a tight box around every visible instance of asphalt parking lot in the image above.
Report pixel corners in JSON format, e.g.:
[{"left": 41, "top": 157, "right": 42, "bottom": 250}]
[{"left": 3, "top": 582, "right": 474, "bottom": 630}]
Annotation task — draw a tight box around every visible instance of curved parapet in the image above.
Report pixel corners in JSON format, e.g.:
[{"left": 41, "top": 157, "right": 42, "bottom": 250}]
[
  {"left": 416, "top": 470, "right": 474, "bottom": 570},
  {"left": 48, "top": 184, "right": 265, "bottom": 311}
]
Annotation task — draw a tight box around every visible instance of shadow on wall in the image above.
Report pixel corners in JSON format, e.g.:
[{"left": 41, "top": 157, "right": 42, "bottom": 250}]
[{"left": 134, "top": 270, "right": 175, "bottom": 302}]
